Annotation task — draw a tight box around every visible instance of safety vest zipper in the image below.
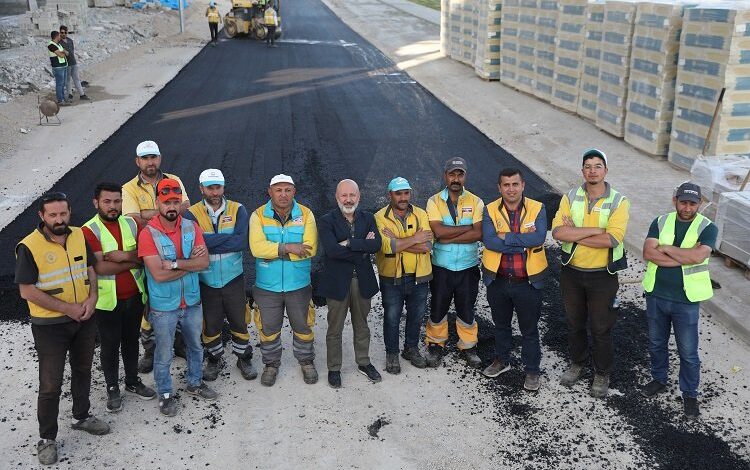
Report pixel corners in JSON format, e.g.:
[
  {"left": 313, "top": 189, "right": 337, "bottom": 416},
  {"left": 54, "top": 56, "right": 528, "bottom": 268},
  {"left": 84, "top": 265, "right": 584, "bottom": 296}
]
[{"left": 66, "top": 250, "right": 79, "bottom": 303}]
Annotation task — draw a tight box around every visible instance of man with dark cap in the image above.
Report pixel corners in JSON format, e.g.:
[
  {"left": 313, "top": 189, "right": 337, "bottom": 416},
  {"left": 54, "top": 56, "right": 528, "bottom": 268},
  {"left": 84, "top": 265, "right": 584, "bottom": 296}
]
[{"left": 641, "top": 182, "right": 717, "bottom": 419}]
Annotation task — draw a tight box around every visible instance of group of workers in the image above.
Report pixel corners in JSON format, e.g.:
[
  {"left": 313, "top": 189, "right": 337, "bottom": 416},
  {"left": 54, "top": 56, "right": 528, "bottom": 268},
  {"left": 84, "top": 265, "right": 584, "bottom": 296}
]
[
  {"left": 15, "top": 142, "right": 717, "bottom": 466},
  {"left": 205, "top": 0, "right": 280, "bottom": 46}
]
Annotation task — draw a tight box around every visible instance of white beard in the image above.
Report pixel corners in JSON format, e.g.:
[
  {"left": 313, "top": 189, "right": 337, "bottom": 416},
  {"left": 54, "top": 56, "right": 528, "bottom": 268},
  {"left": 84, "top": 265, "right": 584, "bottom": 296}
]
[{"left": 338, "top": 201, "right": 358, "bottom": 215}]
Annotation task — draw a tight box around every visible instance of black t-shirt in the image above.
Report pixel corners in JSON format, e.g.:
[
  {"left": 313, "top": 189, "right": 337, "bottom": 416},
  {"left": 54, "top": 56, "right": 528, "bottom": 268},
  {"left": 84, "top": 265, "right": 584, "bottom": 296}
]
[
  {"left": 646, "top": 216, "right": 717, "bottom": 304},
  {"left": 47, "top": 43, "right": 65, "bottom": 67},
  {"left": 15, "top": 226, "right": 96, "bottom": 285}
]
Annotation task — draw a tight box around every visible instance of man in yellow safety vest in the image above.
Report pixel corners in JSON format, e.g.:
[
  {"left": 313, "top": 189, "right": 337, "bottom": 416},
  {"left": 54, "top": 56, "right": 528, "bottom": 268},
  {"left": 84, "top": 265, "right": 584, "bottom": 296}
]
[
  {"left": 206, "top": 1, "right": 222, "bottom": 45},
  {"left": 640, "top": 182, "right": 717, "bottom": 419}
]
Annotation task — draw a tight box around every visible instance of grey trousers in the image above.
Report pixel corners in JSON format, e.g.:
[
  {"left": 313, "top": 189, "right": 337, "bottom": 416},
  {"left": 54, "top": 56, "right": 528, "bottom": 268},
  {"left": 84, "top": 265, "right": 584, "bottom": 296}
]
[
  {"left": 66, "top": 64, "right": 84, "bottom": 96},
  {"left": 253, "top": 285, "right": 314, "bottom": 366},
  {"left": 326, "top": 278, "right": 372, "bottom": 371}
]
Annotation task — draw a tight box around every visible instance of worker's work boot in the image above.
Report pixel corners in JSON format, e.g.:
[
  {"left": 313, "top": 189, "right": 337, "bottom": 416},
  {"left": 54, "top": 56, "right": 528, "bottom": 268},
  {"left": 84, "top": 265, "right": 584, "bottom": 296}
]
[
  {"left": 590, "top": 374, "right": 610, "bottom": 399},
  {"left": 138, "top": 343, "right": 155, "bottom": 374},
  {"left": 401, "top": 347, "right": 427, "bottom": 368},
  {"left": 385, "top": 352, "right": 401, "bottom": 375},
  {"left": 37, "top": 439, "right": 58, "bottom": 466},
  {"left": 300, "top": 361, "right": 318, "bottom": 385},
  {"left": 461, "top": 348, "right": 483, "bottom": 368},
  {"left": 236, "top": 353, "right": 258, "bottom": 380},
  {"left": 560, "top": 363, "right": 585, "bottom": 387},
  {"left": 202, "top": 357, "right": 223, "bottom": 382},
  {"left": 261, "top": 364, "right": 279, "bottom": 387},
  {"left": 425, "top": 344, "right": 443, "bottom": 368}
]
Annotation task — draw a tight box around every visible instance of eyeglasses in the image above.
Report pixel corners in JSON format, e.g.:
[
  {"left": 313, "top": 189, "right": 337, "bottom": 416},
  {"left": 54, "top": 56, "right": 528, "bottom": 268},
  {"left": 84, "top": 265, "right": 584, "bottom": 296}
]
[
  {"left": 41, "top": 191, "right": 68, "bottom": 202},
  {"left": 159, "top": 187, "right": 182, "bottom": 196}
]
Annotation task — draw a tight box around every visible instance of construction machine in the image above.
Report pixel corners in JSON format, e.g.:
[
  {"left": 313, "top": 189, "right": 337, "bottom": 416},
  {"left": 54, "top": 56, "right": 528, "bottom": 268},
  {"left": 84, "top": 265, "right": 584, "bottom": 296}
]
[{"left": 223, "top": 0, "right": 281, "bottom": 40}]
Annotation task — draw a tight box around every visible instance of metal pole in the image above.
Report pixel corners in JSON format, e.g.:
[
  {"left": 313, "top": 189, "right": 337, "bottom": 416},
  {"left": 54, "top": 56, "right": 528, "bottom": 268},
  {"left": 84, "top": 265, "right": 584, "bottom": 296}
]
[{"left": 179, "top": 0, "right": 184, "bottom": 33}]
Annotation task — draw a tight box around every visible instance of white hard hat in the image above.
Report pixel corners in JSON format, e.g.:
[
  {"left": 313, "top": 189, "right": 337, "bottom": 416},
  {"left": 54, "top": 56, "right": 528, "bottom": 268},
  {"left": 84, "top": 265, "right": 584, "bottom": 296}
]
[
  {"left": 199, "top": 168, "right": 225, "bottom": 186},
  {"left": 269, "top": 174, "right": 295, "bottom": 186},
  {"left": 136, "top": 140, "right": 160, "bottom": 157}
]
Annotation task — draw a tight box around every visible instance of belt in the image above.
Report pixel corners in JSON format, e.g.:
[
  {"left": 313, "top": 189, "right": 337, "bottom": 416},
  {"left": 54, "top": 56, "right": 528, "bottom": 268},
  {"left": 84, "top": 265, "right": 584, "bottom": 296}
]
[{"left": 497, "top": 274, "right": 529, "bottom": 284}]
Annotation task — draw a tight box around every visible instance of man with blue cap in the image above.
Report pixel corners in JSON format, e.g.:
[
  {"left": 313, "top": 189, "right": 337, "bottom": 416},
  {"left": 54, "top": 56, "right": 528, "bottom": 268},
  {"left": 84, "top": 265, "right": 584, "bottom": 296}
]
[
  {"left": 184, "top": 169, "right": 255, "bottom": 382},
  {"left": 205, "top": 1, "right": 222, "bottom": 45},
  {"left": 375, "top": 177, "right": 433, "bottom": 374}
]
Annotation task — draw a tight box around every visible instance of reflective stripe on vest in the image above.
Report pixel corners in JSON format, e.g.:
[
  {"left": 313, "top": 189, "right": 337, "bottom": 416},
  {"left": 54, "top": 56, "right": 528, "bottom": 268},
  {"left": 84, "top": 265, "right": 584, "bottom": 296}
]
[
  {"left": 18, "top": 227, "right": 88, "bottom": 322},
  {"left": 253, "top": 200, "right": 311, "bottom": 293},
  {"left": 642, "top": 212, "right": 713, "bottom": 302},
  {"left": 48, "top": 40, "right": 67, "bottom": 65},
  {"left": 144, "top": 219, "right": 201, "bottom": 311},
  {"left": 481, "top": 197, "right": 548, "bottom": 283},
  {"left": 188, "top": 199, "right": 244, "bottom": 288},
  {"left": 429, "top": 188, "right": 482, "bottom": 271},
  {"left": 560, "top": 186, "right": 625, "bottom": 273},
  {"left": 83, "top": 215, "right": 147, "bottom": 310}
]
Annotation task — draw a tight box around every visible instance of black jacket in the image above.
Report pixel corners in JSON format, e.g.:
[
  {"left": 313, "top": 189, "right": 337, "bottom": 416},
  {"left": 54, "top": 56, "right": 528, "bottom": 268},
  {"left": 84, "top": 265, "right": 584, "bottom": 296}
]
[{"left": 317, "top": 208, "right": 381, "bottom": 301}]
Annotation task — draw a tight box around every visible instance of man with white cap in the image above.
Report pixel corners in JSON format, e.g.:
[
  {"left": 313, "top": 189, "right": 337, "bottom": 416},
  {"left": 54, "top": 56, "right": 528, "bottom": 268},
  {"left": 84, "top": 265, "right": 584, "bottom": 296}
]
[
  {"left": 375, "top": 176, "right": 433, "bottom": 374},
  {"left": 184, "top": 169, "right": 255, "bottom": 382},
  {"left": 552, "top": 148, "right": 630, "bottom": 399},
  {"left": 248, "top": 174, "right": 318, "bottom": 386},
  {"left": 122, "top": 140, "right": 191, "bottom": 374},
  {"left": 205, "top": 1, "right": 222, "bottom": 45},
  {"left": 641, "top": 182, "right": 717, "bottom": 418}
]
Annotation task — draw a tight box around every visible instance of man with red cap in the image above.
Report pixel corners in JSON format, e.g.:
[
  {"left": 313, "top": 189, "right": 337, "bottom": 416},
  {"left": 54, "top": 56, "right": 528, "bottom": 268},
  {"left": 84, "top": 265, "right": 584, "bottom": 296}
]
[{"left": 138, "top": 179, "right": 216, "bottom": 416}]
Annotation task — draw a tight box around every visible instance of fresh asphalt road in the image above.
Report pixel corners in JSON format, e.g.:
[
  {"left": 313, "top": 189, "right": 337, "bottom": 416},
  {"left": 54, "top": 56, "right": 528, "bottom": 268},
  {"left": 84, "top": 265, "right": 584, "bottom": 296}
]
[{"left": 0, "top": 0, "right": 557, "bottom": 296}]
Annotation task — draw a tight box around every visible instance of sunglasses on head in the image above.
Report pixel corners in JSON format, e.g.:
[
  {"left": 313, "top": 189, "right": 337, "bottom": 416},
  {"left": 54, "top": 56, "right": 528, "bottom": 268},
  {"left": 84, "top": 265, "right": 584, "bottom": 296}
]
[
  {"left": 41, "top": 191, "right": 68, "bottom": 203},
  {"left": 159, "top": 187, "right": 182, "bottom": 196}
]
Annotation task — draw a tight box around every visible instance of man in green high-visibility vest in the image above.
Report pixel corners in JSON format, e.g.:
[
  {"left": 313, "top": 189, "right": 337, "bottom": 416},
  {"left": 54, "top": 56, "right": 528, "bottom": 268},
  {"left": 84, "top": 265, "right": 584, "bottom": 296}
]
[
  {"left": 641, "top": 182, "right": 717, "bottom": 419},
  {"left": 82, "top": 183, "right": 156, "bottom": 413}
]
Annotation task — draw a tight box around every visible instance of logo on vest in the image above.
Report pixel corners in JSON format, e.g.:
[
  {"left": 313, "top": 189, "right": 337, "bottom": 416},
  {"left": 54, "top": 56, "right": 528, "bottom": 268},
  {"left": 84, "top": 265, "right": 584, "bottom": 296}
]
[
  {"left": 461, "top": 207, "right": 473, "bottom": 214},
  {"left": 292, "top": 216, "right": 304, "bottom": 224},
  {"left": 45, "top": 252, "right": 57, "bottom": 264},
  {"left": 139, "top": 195, "right": 147, "bottom": 203},
  {"left": 221, "top": 215, "right": 233, "bottom": 223}
]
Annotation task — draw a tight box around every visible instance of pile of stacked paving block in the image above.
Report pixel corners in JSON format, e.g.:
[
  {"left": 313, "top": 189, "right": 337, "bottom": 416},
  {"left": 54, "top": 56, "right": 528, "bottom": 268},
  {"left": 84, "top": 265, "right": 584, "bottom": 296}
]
[
  {"left": 20, "top": 0, "right": 88, "bottom": 36},
  {"left": 533, "top": 0, "right": 558, "bottom": 100},
  {"left": 500, "top": 0, "right": 521, "bottom": 84},
  {"left": 516, "top": 0, "right": 538, "bottom": 94},
  {"left": 577, "top": 0, "right": 605, "bottom": 120},
  {"left": 623, "top": 0, "right": 685, "bottom": 158},
  {"left": 595, "top": 0, "right": 638, "bottom": 137},
  {"left": 669, "top": 1, "right": 750, "bottom": 170},
  {"left": 475, "top": 0, "right": 503, "bottom": 79},
  {"left": 551, "top": 0, "right": 588, "bottom": 112}
]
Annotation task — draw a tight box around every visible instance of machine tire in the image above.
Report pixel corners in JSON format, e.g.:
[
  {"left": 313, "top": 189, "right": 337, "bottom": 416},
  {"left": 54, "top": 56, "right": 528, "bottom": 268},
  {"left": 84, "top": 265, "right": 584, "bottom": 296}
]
[
  {"left": 224, "top": 18, "right": 237, "bottom": 38},
  {"left": 254, "top": 24, "right": 267, "bottom": 40}
]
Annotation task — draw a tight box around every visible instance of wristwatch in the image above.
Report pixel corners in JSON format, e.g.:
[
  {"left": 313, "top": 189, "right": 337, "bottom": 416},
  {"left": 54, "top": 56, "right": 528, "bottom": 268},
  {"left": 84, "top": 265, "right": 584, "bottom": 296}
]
[{"left": 170, "top": 260, "right": 178, "bottom": 270}]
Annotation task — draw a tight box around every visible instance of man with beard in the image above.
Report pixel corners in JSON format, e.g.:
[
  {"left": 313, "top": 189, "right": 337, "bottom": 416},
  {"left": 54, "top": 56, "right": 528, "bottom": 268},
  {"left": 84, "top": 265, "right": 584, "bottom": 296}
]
[
  {"left": 138, "top": 179, "right": 215, "bottom": 416},
  {"left": 183, "top": 169, "right": 256, "bottom": 382},
  {"left": 552, "top": 149, "right": 630, "bottom": 398},
  {"left": 375, "top": 177, "right": 433, "bottom": 374},
  {"left": 481, "top": 168, "right": 548, "bottom": 391},
  {"left": 16, "top": 192, "right": 110, "bottom": 466},
  {"left": 641, "top": 182, "right": 716, "bottom": 418},
  {"left": 318, "top": 179, "right": 382, "bottom": 388},
  {"left": 424, "top": 157, "right": 484, "bottom": 368},
  {"left": 82, "top": 183, "right": 155, "bottom": 414},
  {"left": 249, "top": 174, "right": 318, "bottom": 386},
  {"left": 122, "top": 140, "right": 190, "bottom": 374}
]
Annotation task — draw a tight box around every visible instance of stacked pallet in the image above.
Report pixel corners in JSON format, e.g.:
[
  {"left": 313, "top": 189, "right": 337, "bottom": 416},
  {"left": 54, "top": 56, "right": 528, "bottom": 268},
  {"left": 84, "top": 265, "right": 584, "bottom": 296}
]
[
  {"left": 517, "top": 0, "right": 538, "bottom": 94},
  {"left": 441, "top": 0, "right": 451, "bottom": 56},
  {"left": 624, "top": 1, "right": 685, "bottom": 157},
  {"left": 596, "top": 0, "right": 637, "bottom": 137},
  {"left": 449, "top": 0, "right": 464, "bottom": 62},
  {"left": 475, "top": 0, "right": 503, "bottom": 79},
  {"left": 534, "top": 0, "right": 558, "bottom": 100},
  {"left": 501, "top": 0, "right": 521, "bottom": 84},
  {"left": 551, "top": 0, "right": 588, "bottom": 112},
  {"left": 577, "top": 1, "right": 605, "bottom": 120},
  {"left": 462, "top": 0, "right": 480, "bottom": 66},
  {"left": 670, "top": 2, "right": 750, "bottom": 170}
]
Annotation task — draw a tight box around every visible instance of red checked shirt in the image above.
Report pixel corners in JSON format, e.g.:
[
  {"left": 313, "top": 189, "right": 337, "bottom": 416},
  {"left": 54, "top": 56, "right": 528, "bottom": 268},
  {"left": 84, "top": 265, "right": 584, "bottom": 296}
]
[{"left": 497, "top": 203, "right": 528, "bottom": 278}]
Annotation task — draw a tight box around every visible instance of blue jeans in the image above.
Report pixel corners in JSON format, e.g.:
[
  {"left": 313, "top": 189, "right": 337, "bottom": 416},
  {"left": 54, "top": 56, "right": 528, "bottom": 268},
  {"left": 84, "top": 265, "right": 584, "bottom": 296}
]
[
  {"left": 52, "top": 66, "right": 68, "bottom": 103},
  {"left": 149, "top": 304, "right": 204, "bottom": 396},
  {"left": 646, "top": 296, "right": 701, "bottom": 398},
  {"left": 487, "top": 278, "right": 542, "bottom": 373},
  {"left": 381, "top": 277, "right": 428, "bottom": 354}
]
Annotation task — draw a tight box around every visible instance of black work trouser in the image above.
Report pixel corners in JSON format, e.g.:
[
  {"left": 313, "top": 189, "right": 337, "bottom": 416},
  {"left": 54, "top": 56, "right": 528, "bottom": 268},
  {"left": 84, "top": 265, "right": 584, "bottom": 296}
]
[
  {"left": 560, "top": 266, "right": 619, "bottom": 375},
  {"left": 266, "top": 25, "right": 276, "bottom": 44},
  {"left": 32, "top": 318, "right": 97, "bottom": 440},
  {"left": 201, "top": 275, "right": 252, "bottom": 360},
  {"left": 209, "top": 22, "right": 218, "bottom": 41},
  {"left": 96, "top": 294, "right": 144, "bottom": 388}
]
